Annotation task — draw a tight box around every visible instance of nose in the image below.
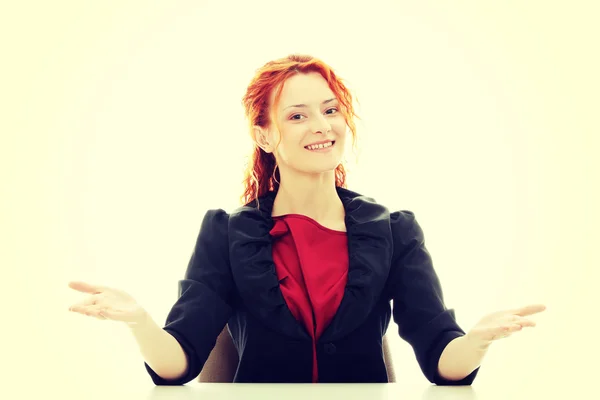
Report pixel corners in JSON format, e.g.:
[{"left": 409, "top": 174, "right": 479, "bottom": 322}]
[{"left": 312, "top": 115, "right": 332, "bottom": 135}]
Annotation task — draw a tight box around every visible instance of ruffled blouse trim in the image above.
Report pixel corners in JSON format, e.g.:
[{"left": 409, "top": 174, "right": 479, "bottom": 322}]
[
  {"left": 228, "top": 186, "right": 393, "bottom": 342},
  {"left": 272, "top": 213, "right": 347, "bottom": 235}
]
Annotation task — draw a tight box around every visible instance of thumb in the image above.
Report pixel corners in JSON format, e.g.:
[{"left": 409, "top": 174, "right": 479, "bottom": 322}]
[{"left": 68, "top": 281, "right": 106, "bottom": 294}]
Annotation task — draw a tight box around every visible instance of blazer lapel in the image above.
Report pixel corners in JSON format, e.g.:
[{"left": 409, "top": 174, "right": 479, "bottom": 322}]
[{"left": 228, "top": 187, "right": 393, "bottom": 342}]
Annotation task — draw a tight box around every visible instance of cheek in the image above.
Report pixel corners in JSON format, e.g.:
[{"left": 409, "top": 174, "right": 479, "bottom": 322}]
[
  {"left": 273, "top": 138, "right": 296, "bottom": 162},
  {"left": 332, "top": 118, "right": 348, "bottom": 133}
]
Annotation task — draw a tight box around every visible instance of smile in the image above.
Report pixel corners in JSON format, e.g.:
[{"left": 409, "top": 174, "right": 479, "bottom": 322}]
[{"left": 305, "top": 141, "right": 335, "bottom": 151}]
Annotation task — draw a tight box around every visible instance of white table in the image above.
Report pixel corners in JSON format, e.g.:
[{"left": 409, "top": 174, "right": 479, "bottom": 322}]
[
  {"left": 11, "top": 382, "right": 581, "bottom": 400},
  {"left": 144, "top": 384, "right": 476, "bottom": 399}
]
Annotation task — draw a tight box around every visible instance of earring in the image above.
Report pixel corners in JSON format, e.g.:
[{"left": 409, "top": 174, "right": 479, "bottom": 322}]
[{"left": 272, "top": 164, "right": 279, "bottom": 185}]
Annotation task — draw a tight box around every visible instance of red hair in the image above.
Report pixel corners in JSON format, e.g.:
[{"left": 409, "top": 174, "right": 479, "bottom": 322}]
[{"left": 240, "top": 54, "right": 361, "bottom": 207}]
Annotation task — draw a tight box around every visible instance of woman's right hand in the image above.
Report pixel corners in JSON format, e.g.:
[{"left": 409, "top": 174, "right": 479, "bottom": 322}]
[{"left": 68, "top": 281, "right": 149, "bottom": 326}]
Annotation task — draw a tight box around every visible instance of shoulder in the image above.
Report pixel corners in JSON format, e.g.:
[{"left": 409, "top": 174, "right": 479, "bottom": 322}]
[
  {"left": 201, "top": 208, "right": 230, "bottom": 226},
  {"left": 196, "top": 209, "right": 230, "bottom": 249},
  {"left": 389, "top": 209, "right": 426, "bottom": 260},
  {"left": 340, "top": 186, "right": 425, "bottom": 257},
  {"left": 389, "top": 210, "right": 422, "bottom": 239},
  {"left": 184, "top": 209, "right": 233, "bottom": 284}
]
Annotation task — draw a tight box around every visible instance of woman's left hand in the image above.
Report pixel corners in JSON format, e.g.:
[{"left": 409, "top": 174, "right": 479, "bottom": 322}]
[{"left": 465, "top": 304, "right": 546, "bottom": 350}]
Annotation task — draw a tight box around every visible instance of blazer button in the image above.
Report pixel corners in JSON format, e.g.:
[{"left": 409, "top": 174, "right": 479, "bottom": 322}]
[{"left": 324, "top": 343, "right": 336, "bottom": 355}]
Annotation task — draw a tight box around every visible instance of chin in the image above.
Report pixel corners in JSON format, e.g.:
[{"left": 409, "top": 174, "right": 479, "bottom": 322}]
[{"left": 307, "top": 163, "right": 342, "bottom": 175}]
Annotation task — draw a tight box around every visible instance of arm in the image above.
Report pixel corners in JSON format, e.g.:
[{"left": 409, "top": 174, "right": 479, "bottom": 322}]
[
  {"left": 144, "top": 209, "right": 235, "bottom": 385},
  {"left": 130, "top": 313, "right": 190, "bottom": 381},
  {"left": 389, "top": 211, "right": 479, "bottom": 386},
  {"left": 198, "top": 325, "right": 239, "bottom": 382},
  {"left": 437, "top": 335, "right": 487, "bottom": 381},
  {"left": 438, "top": 303, "right": 545, "bottom": 380}
]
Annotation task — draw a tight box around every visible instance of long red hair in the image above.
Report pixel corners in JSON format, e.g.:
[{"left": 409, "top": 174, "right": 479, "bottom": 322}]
[{"left": 240, "top": 54, "right": 361, "bottom": 207}]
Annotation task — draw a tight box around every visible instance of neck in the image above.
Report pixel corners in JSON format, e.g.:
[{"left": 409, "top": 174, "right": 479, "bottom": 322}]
[{"left": 271, "top": 170, "right": 343, "bottom": 221}]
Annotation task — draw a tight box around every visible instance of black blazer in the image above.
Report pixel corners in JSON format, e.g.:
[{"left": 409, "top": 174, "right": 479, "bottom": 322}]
[{"left": 145, "top": 187, "right": 479, "bottom": 385}]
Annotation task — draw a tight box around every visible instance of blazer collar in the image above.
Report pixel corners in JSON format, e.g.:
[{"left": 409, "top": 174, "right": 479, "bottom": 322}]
[{"left": 228, "top": 186, "right": 393, "bottom": 342}]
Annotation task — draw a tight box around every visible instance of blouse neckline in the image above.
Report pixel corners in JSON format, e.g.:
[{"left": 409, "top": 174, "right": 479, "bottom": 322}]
[
  {"left": 228, "top": 186, "right": 393, "bottom": 343},
  {"left": 272, "top": 213, "right": 347, "bottom": 235}
]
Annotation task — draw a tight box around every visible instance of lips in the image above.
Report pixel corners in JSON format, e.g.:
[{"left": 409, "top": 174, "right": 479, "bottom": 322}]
[
  {"left": 306, "top": 139, "right": 334, "bottom": 146},
  {"left": 305, "top": 140, "right": 335, "bottom": 150}
]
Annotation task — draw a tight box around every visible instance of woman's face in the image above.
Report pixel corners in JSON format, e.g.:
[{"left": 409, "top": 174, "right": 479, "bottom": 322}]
[{"left": 256, "top": 72, "right": 348, "bottom": 177}]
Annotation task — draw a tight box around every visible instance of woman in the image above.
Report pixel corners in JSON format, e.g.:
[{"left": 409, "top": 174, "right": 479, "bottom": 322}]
[{"left": 68, "top": 54, "right": 545, "bottom": 385}]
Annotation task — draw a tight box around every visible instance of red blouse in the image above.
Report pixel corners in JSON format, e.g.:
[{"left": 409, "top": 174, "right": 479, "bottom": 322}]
[{"left": 269, "top": 214, "right": 348, "bottom": 383}]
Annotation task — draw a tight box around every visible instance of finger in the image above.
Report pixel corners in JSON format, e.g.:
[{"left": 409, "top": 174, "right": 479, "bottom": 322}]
[
  {"left": 68, "top": 304, "right": 97, "bottom": 317},
  {"left": 68, "top": 281, "right": 107, "bottom": 294},
  {"left": 85, "top": 305, "right": 110, "bottom": 320},
  {"left": 513, "top": 304, "right": 546, "bottom": 317},
  {"left": 70, "top": 304, "right": 108, "bottom": 320},
  {"left": 506, "top": 324, "right": 523, "bottom": 332},
  {"left": 84, "top": 305, "right": 109, "bottom": 320},
  {"left": 68, "top": 295, "right": 100, "bottom": 310},
  {"left": 492, "top": 324, "right": 520, "bottom": 338},
  {"left": 493, "top": 325, "right": 520, "bottom": 340},
  {"left": 512, "top": 316, "right": 536, "bottom": 328}
]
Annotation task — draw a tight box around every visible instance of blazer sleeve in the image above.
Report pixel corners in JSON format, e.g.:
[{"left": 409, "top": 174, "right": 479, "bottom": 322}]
[
  {"left": 144, "top": 209, "right": 235, "bottom": 385},
  {"left": 389, "top": 210, "right": 479, "bottom": 386}
]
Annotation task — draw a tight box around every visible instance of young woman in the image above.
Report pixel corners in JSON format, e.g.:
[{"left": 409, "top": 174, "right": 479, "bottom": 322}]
[{"left": 68, "top": 54, "right": 545, "bottom": 385}]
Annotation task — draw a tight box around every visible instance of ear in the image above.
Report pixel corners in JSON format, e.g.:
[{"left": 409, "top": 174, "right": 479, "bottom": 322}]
[{"left": 253, "top": 126, "right": 273, "bottom": 153}]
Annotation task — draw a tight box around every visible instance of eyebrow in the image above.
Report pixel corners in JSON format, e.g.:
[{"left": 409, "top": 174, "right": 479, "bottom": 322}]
[{"left": 283, "top": 97, "right": 337, "bottom": 110}]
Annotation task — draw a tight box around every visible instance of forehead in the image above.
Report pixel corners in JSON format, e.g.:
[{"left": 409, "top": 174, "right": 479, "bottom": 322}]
[{"left": 274, "top": 72, "right": 335, "bottom": 107}]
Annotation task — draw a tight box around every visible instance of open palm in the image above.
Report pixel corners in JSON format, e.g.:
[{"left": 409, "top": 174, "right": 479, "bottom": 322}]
[
  {"left": 466, "top": 304, "right": 546, "bottom": 350},
  {"left": 68, "top": 281, "right": 149, "bottom": 326}
]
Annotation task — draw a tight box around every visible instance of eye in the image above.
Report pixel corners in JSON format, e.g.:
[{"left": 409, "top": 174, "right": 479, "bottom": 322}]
[{"left": 289, "top": 107, "right": 339, "bottom": 121}]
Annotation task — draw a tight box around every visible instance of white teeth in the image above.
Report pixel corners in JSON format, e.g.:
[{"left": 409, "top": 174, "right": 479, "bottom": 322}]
[{"left": 306, "top": 141, "right": 333, "bottom": 150}]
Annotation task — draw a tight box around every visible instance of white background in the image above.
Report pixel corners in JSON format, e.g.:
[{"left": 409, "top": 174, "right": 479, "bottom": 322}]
[{"left": 2, "top": 0, "right": 598, "bottom": 394}]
